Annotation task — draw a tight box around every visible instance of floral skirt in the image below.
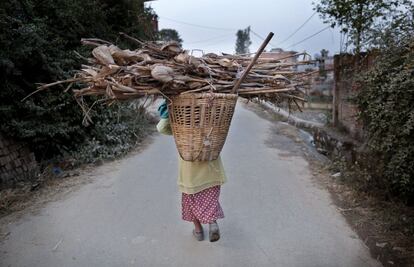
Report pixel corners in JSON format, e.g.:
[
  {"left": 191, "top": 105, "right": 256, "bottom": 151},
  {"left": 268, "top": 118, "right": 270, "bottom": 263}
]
[{"left": 181, "top": 185, "right": 224, "bottom": 224}]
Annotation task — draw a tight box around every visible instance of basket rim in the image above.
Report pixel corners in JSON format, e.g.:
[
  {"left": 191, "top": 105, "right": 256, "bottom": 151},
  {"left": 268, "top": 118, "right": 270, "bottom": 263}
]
[{"left": 170, "top": 92, "right": 238, "bottom": 100}]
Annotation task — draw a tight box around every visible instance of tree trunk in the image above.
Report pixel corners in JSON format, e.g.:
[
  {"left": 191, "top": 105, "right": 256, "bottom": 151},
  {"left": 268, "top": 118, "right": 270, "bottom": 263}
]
[{"left": 355, "top": 2, "right": 364, "bottom": 54}]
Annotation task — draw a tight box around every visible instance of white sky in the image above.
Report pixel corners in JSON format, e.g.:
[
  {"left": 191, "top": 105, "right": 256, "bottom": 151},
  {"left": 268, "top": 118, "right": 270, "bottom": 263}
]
[{"left": 148, "top": 0, "right": 341, "bottom": 58}]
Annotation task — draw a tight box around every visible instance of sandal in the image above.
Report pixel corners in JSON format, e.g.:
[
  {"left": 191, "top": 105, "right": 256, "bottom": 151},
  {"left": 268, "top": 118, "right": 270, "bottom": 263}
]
[
  {"left": 209, "top": 222, "right": 220, "bottom": 242},
  {"left": 193, "top": 229, "right": 204, "bottom": 241}
]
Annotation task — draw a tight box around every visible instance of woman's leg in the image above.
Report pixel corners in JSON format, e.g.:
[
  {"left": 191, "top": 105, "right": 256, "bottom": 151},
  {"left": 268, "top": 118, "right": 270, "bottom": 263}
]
[
  {"left": 182, "top": 186, "right": 224, "bottom": 224},
  {"left": 209, "top": 220, "right": 220, "bottom": 242},
  {"left": 192, "top": 219, "right": 204, "bottom": 241},
  {"left": 193, "top": 219, "right": 202, "bottom": 232},
  {"left": 182, "top": 186, "right": 223, "bottom": 241},
  {"left": 183, "top": 192, "right": 204, "bottom": 240}
]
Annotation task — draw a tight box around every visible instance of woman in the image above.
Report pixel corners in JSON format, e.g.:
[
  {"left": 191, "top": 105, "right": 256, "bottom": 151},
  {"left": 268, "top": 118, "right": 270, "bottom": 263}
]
[{"left": 156, "top": 101, "right": 227, "bottom": 242}]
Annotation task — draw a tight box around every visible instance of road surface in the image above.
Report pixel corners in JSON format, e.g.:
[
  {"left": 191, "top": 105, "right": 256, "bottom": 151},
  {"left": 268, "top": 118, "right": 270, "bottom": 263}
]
[{"left": 0, "top": 102, "right": 381, "bottom": 267}]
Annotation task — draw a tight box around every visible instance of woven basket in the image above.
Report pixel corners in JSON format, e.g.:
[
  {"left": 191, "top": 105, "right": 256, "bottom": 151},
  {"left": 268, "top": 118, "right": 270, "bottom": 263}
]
[{"left": 168, "top": 93, "right": 238, "bottom": 161}]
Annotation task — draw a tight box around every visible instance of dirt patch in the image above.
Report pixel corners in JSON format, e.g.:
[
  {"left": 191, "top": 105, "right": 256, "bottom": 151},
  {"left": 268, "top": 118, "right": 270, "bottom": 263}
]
[
  {"left": 0, "top": 166, "right": 94, "bottom": 223},
  {"left": 0, "top": 135, "right": 154, "bottom": 233},
  {"left": 324, "top": 173, "right": 414, "bottom": 267},
  {"left": 305, "top": 159, "right": 414, "bottom": 267},
  {"left": 245, "top": 100, "right": 414, "bottom": 267}
]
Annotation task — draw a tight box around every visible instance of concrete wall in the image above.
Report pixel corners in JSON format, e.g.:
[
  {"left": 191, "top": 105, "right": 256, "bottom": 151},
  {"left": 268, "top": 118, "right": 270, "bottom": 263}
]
[
  {"left": 304, "top": 102, "right": 332, "bottom": 110},
  {"left": 332, "top": 53, "right": 377, "bottom": 140},
  {"left": 0, "top": 134, "right": 39, "bottom": 187}
]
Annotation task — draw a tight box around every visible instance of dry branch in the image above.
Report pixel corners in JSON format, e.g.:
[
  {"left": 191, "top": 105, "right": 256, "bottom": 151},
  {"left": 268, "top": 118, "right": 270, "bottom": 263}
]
[{"left": 31, "top": 35, "right": 317, "bottom": 109}]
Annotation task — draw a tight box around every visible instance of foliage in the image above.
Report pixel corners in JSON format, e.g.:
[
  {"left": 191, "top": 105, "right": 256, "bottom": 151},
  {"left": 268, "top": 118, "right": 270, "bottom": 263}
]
[
  {"left": 355, "top": 36, "right": 414, "bottom": 203},
  {"left": 72, "top": 103, "right": 152, "bottom": 164},
  {"left": 313, "top": 0, "right": 411, "bottom": 53},
  {"left": 158, "top": 29, "right": 183, "bottom": 46},
  {"left": 314, "top": 49, "right": 329, "bottom": 77},
  {"left": 314, "top": 0, "right": 414, "bottom": 204},
  {"left": 367, "top": 2, "right": 414, "bottom": 49},
  {"left": 0, "top": 0, "right": 156, "bottom": 162},
  {"left": 235, "top": 26, "right": 252, "bottom": 55},
  {"left": 320, "top": 48, "right": 329, "bottom": 58}
]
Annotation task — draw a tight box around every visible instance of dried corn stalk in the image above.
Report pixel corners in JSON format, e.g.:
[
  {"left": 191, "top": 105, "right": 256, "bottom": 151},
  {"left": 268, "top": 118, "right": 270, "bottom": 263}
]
[{"left": 32, "top": 34, "right": 314, "bottom": 110}]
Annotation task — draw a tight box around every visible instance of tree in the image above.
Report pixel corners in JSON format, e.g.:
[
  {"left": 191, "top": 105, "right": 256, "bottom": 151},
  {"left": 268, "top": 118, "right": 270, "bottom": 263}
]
[
  {"left": 100, "top": 0, "right": 156, "bottom": 43},
  {"left": 0, "top": 0, "right": 156, "bottom": 161},
  {"left": 235, "top": 26, "right": 252, "bottom": 55},
  {"left": 367, "top": 1, "right": 414, "bottom": 49},
  {"left": 320, "top": 49, "right": 329, "bottom": 58},
  {"left": 313, "top": 0, "right": 404, "bottom": 53},
  {"left": 158, "top": 29, "right": 183, "bottom": 46},
  {"left": 315, "top": 49, "right": 329, "bottom": 77}
]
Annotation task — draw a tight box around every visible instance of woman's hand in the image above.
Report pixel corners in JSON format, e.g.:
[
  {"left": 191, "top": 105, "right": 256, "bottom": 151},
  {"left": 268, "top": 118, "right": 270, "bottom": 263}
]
[{"left": 158, "top": 100, "right": 169, "bottom": 119}]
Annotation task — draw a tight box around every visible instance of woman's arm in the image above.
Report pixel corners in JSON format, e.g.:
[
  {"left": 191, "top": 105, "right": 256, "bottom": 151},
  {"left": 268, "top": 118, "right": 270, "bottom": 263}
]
[
  {"left": 156, "top": 118, "right": 173, "bottom": 135},
  {"left": 156, "top": 100, "right": 173, "bottom": 135}
]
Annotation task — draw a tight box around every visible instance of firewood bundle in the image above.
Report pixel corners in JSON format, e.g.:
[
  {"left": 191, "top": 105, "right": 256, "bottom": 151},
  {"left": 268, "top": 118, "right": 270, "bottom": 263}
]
[{"left": 33, "top": 34, "right": 313, "bottom": 107}]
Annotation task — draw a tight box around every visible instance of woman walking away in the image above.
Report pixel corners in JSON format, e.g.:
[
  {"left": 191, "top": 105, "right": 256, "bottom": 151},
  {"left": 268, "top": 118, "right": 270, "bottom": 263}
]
[{"left": 156, "top": 100, "right": 227, "bottom": 242}]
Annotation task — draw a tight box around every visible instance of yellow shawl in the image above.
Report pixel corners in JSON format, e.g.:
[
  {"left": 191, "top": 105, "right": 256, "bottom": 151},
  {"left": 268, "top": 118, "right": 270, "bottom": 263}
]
[{"left": 156, "top": 118, "right": 227, "bottom": 194}]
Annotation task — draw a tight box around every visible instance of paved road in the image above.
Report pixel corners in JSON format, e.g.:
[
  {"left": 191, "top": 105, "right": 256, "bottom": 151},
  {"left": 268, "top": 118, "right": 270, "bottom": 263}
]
[{"left": 0, "top": 103, "right": 381, "bottom": 267}]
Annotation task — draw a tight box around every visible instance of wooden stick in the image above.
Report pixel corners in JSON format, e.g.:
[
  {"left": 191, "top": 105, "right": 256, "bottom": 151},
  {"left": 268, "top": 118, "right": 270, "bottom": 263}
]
[
  {"left": 231, "top": 32, "right": 274, "bottom": 94},
  {"left": 119, "top": 32, "right": 145, "bottom": 46},
  {"left": 237, "top": 88, "right": 295, "bottom": 94},
  {"left": 81, "top": 38, "right": 113, "bottom": 45},
  {"left": 21, "top": 77, "right": 89, "bottom": 102}
]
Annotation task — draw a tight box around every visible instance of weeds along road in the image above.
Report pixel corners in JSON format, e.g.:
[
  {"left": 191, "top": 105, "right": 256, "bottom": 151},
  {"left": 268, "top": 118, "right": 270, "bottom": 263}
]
[{"left": 0, "top": 102, "right": 381, "bottom": 267}]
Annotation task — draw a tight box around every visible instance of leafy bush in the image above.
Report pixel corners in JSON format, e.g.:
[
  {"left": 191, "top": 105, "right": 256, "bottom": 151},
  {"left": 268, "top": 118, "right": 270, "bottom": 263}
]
[
  {"left": 72, "top": 103, "right": 152, "bottom": 164},
  {"left": 356, "top": 38, "right": 414, "bottom": 203},
  {"left": 0, "top": 0, "right": 156, "bottom": 162},
  {"left": 158, "top": 29, "right": 183, "bottom": 46}
]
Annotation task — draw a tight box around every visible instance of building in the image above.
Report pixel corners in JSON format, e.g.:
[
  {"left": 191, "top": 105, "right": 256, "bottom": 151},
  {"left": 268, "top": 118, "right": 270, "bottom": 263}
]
[
  {"left": 143, "top": 0, "right": 159, "bottom": 32},
  {"left": 309, "top": 55, "right": 334, "bottom": 98},
  {"left": 260, "top": 48, "right": 298, "bottom": 64}
]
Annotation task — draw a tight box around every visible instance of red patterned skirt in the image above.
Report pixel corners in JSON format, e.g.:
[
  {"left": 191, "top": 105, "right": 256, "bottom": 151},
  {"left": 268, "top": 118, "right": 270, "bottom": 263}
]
[{"left": 181, "top": 185, "right": 224, "bottom": 224}]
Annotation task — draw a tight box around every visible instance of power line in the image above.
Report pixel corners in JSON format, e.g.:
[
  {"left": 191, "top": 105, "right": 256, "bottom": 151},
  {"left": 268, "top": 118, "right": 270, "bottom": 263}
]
[
  {"left": 286, "top": 26, "right": 331, "bottom": 49},
  {"left": 250, "top": 29, "right": 266, "bottom": 41},
  {"left": 277, "top": 12, "right": 317, "bottom": 45},
  {"left": 159, "top": 16, "right": 236, "bottom": 31},
  {"left": 197, "top": 36, "right": 236, "bottom": 48},
  {"left": 250, "top": 29, "right": 277, "bottom": 48},
  {"left": 252, "top": 32, "right": 263, "bottom": 44},
  {"left": 186, "top": 34, "right": 233, "bottom": 44}
]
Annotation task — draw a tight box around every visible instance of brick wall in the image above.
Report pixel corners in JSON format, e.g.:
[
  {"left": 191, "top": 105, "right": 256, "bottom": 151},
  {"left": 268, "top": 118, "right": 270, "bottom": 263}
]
[
  {"left": 333, "top": 53, "right": 377, "bottom": 140},
  {"left": 0, "top": 134, "right": 39, "bottom": 187}
]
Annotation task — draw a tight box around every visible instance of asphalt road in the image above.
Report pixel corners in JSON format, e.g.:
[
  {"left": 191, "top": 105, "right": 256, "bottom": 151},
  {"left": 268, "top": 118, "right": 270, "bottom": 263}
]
[{"left": 0, "top": 103, "right": 381, "bottom": 267}]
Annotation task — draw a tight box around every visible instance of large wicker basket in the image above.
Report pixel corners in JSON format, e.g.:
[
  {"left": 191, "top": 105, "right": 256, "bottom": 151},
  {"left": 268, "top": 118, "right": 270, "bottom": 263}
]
[{"left": 168, "top": 93, "right": 238, "bottom": 161}]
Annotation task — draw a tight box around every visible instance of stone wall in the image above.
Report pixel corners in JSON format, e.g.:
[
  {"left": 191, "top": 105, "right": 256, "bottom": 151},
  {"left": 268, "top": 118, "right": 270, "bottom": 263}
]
[
  {"left": 312, "top": 127, "right": 358, "bottom": 164},
  {"left": 0, "top": 134, "right": 39, "bottom": 187},
  {"left": 333, "top": 53, "right": 377, "bottom": 140}
]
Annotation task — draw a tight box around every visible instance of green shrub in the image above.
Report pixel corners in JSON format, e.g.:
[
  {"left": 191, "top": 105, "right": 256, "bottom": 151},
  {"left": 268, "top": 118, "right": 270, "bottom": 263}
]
[
  {"left": 0, "top": 0, "right": 155, "bottom": 162},
  {"left": 72, "top": 103, "right": 152, "bottom": 164},
  {"left": 356, "top": 38, "right": 414, "bottom": 203}
]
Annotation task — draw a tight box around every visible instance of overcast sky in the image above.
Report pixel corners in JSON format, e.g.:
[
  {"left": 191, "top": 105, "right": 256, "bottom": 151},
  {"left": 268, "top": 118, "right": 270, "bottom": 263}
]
[{"left": 148, "top": 0, "right": 341, "bottom": 58}]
